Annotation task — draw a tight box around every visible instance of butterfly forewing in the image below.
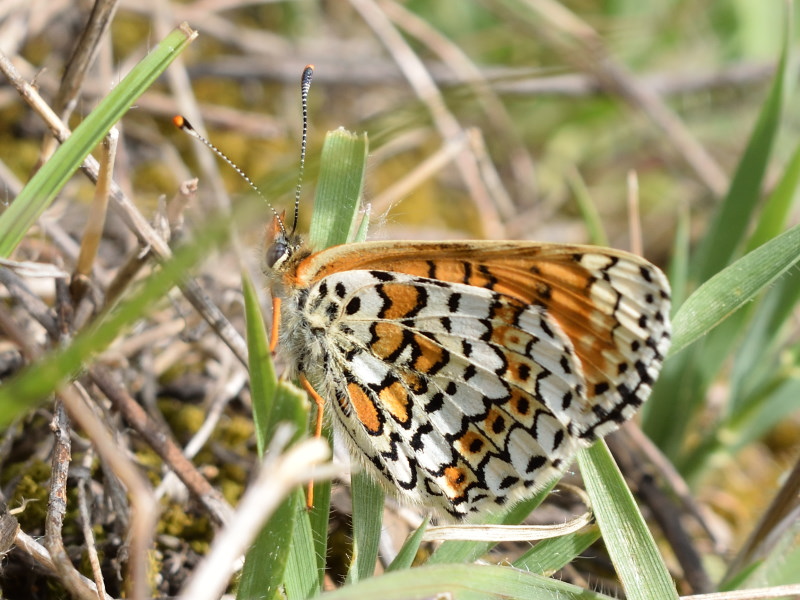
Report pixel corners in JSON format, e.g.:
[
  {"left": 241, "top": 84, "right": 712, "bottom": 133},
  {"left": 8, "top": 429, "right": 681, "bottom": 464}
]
[{"left": 272, "top": 239, "right": 671, "bottom": 519}]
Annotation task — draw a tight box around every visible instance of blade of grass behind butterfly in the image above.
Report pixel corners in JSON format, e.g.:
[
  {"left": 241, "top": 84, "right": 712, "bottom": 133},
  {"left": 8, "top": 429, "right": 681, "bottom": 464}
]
[
  {"left": 566, "top": 168, "right": 608, "bottom": 248},
  {"left": 645, "top": 221, "right": 800, "bottom": 463},
  {"left": 346, "top": 469, "right": 385, "bottom": 584},
  {"left": 0, "top": 24, "right": 196, "bottom": 258},
  {"left": 512, "top": 526, "right": 600, "bottom": 575},
  {"left": 281, "top": 128, "right": 369, "bottom": 592},
  {"left": 386, "top": 517, "right": 429, "bottom": 572},
  {"left": 312, "top": 129, "right": 383, "bottom": 586},
  {"left": 665, "top": 221, "right": 800, "bottom": 464},
  {"left": 308, "top": 129, "right": 368, "bottom": 250},
  {"left": 728, "top": 139, "right": 800, "bottom": 401},
  {"left": 576, "top": 442, "right": 678, "bottom": 600}
]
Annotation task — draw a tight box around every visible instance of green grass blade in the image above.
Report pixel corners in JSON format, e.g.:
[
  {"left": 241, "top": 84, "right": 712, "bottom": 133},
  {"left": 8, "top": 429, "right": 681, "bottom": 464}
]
[
  {"left": 642, "top": 6, "right": 794, "bottom": 455},
  {"left": 284, "top": 490, "right": 322, "bottom": 599},
  {"left": 566, "top": 168, "right": 608, "bottom": 247},
  {"left": 513, "top": 526, "right": 600, "bottom": 574},
  {"left": 730, "top": 271, "right": 800, "bottom": 407},
  {"left": 239, "top": 272, "right": 310, "bottom": 600},
  {"left": 242, "top": 271, "right": 277, "bottom": 457},
  {"left": 667, "top": 203, "right": 691, "bottom": 310},
  {"left": 669, "top": 222, "right": 800, "bottom": 356},
  {"left": 642, "top": 344, "right": 705, "bottom": 458},
  {"left": 347, "top": 469, "right": 385, "bottom": 583},
  {"left": 307, "top": 428, "right": 334, "bottom": 586},
  {"left": 0, "top": 24, "right": 196, "bottom": 257},
  {"left": 318, "top": 563, "right": 615, "bottom": 600},
  {"left": 239, "top": 382, "right": 310, "bottom": 599},
  {"left": 238, "top": 492, "right": 300, "bottom": 600},
  {"left": 308, "top": 130, "right": 368, "bottom": 250},
  {"left": 280, "top": 128, "right": 368, "bottom": 595},
  {"left": 691, "top": 11, "right": 789, "bottom": 283},
  {"left": 576, "top": 442, "right": 678, "bottom": 600},
  {"left": 745, "top": 140, "right": 800, "bottom": 253},
  {"left": 386, "top": 518, "right": 428, "bottom": 573}
]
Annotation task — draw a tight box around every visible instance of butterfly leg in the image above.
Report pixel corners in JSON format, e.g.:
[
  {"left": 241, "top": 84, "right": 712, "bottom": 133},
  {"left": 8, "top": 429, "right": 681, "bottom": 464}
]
[
  {"left": 269, "top": 296, "right": 282, "bottom": 353},
  {"left": 299, "top": 373, "right": 326, "bottom": 510}
]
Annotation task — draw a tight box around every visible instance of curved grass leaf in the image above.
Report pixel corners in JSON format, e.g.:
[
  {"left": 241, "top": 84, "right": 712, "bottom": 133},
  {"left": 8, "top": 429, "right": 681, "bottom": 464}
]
[
  {"left": 669, "top": 222, "right": 800, "bottom": 356},
  {"left": 513, "top": 526, "right": 600, "bottom": 575},
  {"left": 308, "top": 129, "right": 368, "bottom": 250},
  {"left": 274, "top": 128, "right": 368, "bottom": 596}
]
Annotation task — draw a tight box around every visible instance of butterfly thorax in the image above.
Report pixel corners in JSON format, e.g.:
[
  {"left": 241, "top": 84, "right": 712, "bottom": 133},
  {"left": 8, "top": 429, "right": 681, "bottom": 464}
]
[{"left": 262, "top": 216, "right": 331, "bottom": 384}]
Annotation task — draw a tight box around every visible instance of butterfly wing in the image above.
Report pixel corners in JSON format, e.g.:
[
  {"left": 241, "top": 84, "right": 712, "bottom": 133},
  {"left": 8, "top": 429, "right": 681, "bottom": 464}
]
[
  {"left": 282, "top": 241, "right": 671, "bottom": 518},
  {"left": 292, "top": 241, "right": 672, "bottom": 435}
]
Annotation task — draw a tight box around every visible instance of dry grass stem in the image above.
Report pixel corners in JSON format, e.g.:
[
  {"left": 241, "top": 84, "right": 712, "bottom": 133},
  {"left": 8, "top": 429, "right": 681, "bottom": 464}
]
[{"left": 350, "top": 0, "right": 506, "bottom": 238}]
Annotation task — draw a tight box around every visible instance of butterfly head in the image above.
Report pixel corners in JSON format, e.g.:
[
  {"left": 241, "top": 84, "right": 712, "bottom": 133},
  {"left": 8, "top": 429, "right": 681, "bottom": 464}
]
[{"left": 263, "top": 211, "right": 305, "bottom": 275}]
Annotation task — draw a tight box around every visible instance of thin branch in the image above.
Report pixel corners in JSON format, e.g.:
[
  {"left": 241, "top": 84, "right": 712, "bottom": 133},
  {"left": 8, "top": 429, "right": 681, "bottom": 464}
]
[{"left": 45, "top": 400, "right": 98, "bottom": 600}]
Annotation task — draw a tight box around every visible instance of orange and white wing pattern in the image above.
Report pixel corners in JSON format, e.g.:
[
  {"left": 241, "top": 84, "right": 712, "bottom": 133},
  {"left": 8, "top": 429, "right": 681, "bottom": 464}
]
[{"left": 268, "top": 237, "right": 671, "bottom": 519}]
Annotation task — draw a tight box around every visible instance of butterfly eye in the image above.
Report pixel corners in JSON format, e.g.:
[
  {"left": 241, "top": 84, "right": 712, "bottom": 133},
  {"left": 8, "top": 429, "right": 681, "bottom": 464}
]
[{"left": 265, "top": 240, "right": 289, "bottom": 269}]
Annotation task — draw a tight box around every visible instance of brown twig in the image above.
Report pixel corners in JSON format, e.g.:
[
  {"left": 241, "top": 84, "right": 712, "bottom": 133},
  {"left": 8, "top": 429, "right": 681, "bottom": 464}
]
[
  {"left": 156, "top": 358, "right": 248, "bottom": 502},
  {"left": 53, "top": 0, "right": 120, "bottom": 118},
  {"left": 45, "top": 400, "right": 99, "bottom": 600},
  {"left": 76, "top": 448, "right": 106, "bottom": 599},
  {"left": 0, "top": 267, "right": 59, "bottom": 340},
  {"left": 72, "top": 129, "right": 117, "bottom": 304},
  {"left": 58, "top": 383, "right": 157, "bottom": 600},
  {"left": 13, "top": 529, "right": 114, "bottom": 600},
  {"left": 36, "top": 0, "right": 121, "bottom": 170},
  {"left": 152, "top": 52, "right": 776, "bottom": 98},
  {"left": 0, "top": 513, "right": 19, "bottom": 559}
]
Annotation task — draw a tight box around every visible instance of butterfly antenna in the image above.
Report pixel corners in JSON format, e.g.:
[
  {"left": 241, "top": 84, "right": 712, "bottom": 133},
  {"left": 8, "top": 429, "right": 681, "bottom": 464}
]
[
  {"left": 292, "top": 64, "right": 314, "bottom": 235},
  {"left": 172, "top": 114, "right": 287, "bottom": 236}
]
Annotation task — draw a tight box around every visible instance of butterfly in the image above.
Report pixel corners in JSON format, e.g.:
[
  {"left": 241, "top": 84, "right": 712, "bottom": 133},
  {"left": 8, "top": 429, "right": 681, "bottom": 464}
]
[
  {"left": 264, "top": 215, "right": 672, "bottom": 519},
  {"left": 175, "top": 66, "right": 671, "bottom": 520}
]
